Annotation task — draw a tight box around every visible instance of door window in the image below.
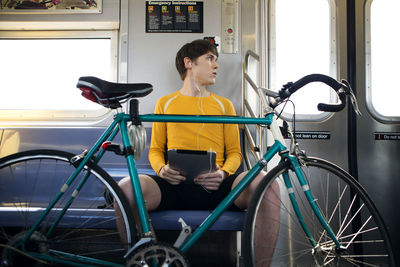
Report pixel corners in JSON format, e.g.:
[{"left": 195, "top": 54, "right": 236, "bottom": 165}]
[
  {"left": 366, "top": 0, "right": 400, "bottom": 122},
  {"left": 270, "top": 0, "right": 335, "bottom": 120}
]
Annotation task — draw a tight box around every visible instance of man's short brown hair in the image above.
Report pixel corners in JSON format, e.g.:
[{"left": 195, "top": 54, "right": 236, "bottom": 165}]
[{"left": 175, "top": 39, "right": 218, "bottom": 80}]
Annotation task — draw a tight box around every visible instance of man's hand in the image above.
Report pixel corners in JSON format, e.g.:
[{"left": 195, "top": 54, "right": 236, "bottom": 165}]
[
  {"left": 194, "top": 165, "right": 227, "bottom": 191},
  {"left": 159, "top": 165, "right": 186, "bottom": 185}
]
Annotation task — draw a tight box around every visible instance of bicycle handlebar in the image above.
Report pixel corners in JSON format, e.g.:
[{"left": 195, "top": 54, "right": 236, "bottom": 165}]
[
  {"left": 286, "top": 74, "right": 342, "bottom": 93},
  {"left": 273, "top": 73, "right": 348, "bottom": 113},
  {"left": 317, "top": 92, "right": 346, "bottom": 112}
]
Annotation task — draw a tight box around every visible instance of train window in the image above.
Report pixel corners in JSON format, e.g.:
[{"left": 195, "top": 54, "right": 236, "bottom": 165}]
[
  {"left": 0, "top": 31, "right": 117, "bottom": 124},
  {"left": 269, "top": 0, "right": 335, "bottom": 121},
  {"left": 366, "top": 0, "right": 400, "bottom": 122}
]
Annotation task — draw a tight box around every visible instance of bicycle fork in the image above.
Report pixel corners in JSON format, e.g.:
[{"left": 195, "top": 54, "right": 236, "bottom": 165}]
[{"left": 282, "top": 155, "right": 344, "bottom": 251}]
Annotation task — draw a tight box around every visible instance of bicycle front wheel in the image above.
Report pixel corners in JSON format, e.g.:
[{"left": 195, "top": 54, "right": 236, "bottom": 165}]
[
  {"left": 242, "top": 157, "right": 394, "bottom": 267},
  {"left": 0, "top": 150, "right": 136, "bottom": 266}
]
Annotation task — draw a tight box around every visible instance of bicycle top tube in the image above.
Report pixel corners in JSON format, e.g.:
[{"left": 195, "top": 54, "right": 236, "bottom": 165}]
[{"left": 118, "top": 113, "right": 274, "bottom": 125}]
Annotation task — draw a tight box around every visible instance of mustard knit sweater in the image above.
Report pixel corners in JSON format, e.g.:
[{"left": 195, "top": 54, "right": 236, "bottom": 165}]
[{"left": 149, "top": 91, "right": 242, "bottom": 176}]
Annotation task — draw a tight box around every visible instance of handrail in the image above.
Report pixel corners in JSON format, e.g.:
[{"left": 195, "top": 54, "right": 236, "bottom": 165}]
[{"left": 242, "top": 50, "right": 263, "bottom": 169}]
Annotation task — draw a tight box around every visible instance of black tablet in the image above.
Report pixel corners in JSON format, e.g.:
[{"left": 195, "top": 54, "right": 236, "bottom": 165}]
[{"left": 167, "top": 149, "right": 216, "bottom": 182}]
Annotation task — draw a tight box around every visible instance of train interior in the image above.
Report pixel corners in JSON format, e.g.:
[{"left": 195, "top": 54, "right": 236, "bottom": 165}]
[{"left": 0, "top": 0, "right": 399, "bottom": 266}]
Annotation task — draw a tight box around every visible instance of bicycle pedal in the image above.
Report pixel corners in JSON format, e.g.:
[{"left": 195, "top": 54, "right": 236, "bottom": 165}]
[{"left": 173, "top": 218, "right": 192, "bottom": 248}]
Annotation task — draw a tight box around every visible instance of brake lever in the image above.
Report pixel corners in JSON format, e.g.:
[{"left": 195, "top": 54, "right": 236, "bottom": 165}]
[
  {"left": 348, "top": 90, "right": 362, "bottom": 116},
  {"left": 341, "top": 80, "right": 362, "bottom": 116}
]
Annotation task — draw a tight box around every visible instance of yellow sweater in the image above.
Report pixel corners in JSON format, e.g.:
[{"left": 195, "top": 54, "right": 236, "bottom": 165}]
[{"left": 149, "top": 91, "right": 242, "bottom": 176}]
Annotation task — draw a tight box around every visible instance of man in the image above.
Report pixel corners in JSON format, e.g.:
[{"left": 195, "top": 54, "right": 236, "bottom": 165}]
[{"left": 118, "top": 39, "right": 278, "bottom": 266}]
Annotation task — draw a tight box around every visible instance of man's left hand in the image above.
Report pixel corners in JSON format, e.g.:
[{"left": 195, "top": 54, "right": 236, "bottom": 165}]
[{"left": 194, "top": 165, "right": 227, "bottom": 191}]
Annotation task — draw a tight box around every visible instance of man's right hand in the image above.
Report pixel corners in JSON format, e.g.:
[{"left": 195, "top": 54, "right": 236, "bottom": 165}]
[{"left": 159, "top": 165, "right": 186, "bottom": 185}]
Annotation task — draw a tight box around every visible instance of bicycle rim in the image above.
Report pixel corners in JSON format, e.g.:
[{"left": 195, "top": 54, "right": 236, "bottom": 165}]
[
  {"left": 0, "top": 150, "right": 136, "bottom": 266},
  {"left": 242, "top": 157, "right": 394, "bottom": 267}
]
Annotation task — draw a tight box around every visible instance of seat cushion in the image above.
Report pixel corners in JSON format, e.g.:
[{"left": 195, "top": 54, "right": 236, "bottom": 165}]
[{"left": 150, "top": 210, "right": 245, "bottom": 231}]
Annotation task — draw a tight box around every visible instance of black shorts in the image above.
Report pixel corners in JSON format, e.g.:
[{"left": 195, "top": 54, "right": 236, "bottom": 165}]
[{"left": 150, "top": 174, "right": 242, "bottom": 211}]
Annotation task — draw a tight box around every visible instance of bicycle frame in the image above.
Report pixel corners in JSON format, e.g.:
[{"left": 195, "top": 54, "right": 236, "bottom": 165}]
[{"left": 22, "top": 110, "right": 342, "bottom": 265}]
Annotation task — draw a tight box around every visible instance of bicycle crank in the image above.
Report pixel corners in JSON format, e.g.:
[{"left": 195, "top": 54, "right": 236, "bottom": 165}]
[{"left": 125, "top": 241, "right": 189, "bottom": 267}]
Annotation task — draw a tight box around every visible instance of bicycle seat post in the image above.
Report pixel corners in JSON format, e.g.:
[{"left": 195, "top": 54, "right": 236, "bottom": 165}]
[{"left": 129, "top": 98, "right": 140, "bottom": 125}]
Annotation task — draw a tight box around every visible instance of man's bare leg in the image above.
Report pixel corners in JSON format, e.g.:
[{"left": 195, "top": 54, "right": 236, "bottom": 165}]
[
  {"left": 233, "top": 171, "right": 281, "bottom": 267},
  {"left": 252, "top": 181, "right": 280, "bottom": 267},
  {"left": 114, "top": 174, "right": 161, "bottom": 244}
]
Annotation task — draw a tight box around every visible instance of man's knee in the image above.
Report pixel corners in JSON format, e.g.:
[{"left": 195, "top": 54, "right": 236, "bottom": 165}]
[
  {"left": 118, "top": 175, "right": 161, "bottom": 211},
  {"left": 233, "top": 170, "right": 267, "bottom": 209},
  {"left": 118, "top": 177, "right": 132, "bottom": 197},
  {"left": 249, "top": 170, "right": 267, "bottom": 192},
  {"left": 139, "top": 175, "right": 162, "bottom": 210},
  {"left": 119, "top": 174, "right": 153, "bottom": 191}
]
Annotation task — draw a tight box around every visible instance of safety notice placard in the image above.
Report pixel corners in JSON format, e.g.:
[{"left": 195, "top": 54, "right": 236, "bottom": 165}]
[
  {"left": 375, "top": 132, "right": 400, "bottom": 140},
  {"left": 285, "top": 131, "right": 331, "bottom": 140},
  {"left": 146, "top": 1, "right": 203, "bottom": 33}
]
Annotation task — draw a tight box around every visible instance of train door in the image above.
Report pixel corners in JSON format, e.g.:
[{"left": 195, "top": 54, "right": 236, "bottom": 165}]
[
  {"left": 242, "top": 0, "right": 399, "bottom": 264},
  {"left": 354, "top": 0, "right": 400, "bottom": 262}
]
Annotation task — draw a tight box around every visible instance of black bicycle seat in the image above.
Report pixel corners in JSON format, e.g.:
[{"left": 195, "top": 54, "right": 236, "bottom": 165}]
[{"left": 77, "top": 76, "right": 153, "bottom": 108}]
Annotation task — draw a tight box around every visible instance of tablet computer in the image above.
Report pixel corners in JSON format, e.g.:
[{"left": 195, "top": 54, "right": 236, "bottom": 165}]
[{"left": 167, "top": 149, "right": 216, "bottom": 183}]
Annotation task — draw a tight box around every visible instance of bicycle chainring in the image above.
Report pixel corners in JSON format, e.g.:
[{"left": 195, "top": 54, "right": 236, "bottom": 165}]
[{"left": 125, "top": 241, "right": 189, "bottom": 267}]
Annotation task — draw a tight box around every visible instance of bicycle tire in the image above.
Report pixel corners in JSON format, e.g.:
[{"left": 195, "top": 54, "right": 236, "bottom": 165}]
[
  {"left": 242, "top": 156, "right": 395, "bottom": 266},
  {"left": 0, "top": 149, "right": 137, "bottom": 266}
]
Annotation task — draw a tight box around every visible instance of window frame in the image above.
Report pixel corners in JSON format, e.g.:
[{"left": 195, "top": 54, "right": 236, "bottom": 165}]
[
  {"left": 268, "top": 0, "right": 338, "bottom": 122},
  {"left": 0, "top": 30, "right": 118, "bottom": 126},
  {"left": 365, "top": 0, "right": 400, "bottom": 123}
]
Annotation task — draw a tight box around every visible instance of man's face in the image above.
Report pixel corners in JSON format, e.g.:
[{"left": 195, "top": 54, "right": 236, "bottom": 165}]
[{"left": 191, "top": 52, "right": 219, "bottom": 86}]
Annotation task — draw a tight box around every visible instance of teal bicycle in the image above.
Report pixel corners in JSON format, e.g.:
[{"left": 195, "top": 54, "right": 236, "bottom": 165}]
[{"left": 0, "top": 74, "right": 395, "bottom": 266}]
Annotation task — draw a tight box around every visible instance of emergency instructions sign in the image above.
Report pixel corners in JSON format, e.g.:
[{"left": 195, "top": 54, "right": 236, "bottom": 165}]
[{"left": 146, "top": 1, "right": 203, "bottom": 33}]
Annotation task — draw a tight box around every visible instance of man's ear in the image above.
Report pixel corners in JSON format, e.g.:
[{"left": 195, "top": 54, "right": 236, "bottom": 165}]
[{"left": 184, "top": 57, "right": 193, "bottom": 69}]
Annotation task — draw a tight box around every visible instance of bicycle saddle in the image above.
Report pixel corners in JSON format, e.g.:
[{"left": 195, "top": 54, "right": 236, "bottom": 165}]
[{"left": 77, "top": 76, "right": 153, "bottom": 108}]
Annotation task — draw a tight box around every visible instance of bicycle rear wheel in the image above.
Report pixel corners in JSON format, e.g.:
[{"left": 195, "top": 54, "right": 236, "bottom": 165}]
[
  {"left": 0, "top": 150, "right": 136, "bottom": 266},
  {"left": 242, "top": 157, "right": 394, "bottom": 266}
]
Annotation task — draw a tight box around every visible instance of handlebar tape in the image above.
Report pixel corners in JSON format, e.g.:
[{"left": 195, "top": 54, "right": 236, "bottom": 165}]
[
  {"left": 281, "top": 74, "right": 346, "bottom": 112},
  {"left": 317, "top": 92, "right": 347, "bottom": 112},
  {"left": 288, "top": 74, "right": 342, "bottom": 94}
]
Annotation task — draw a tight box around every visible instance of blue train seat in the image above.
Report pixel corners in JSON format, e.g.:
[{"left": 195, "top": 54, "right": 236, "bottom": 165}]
[{"left": 150, "top": 210, "right": 245, "bottom": 231}]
